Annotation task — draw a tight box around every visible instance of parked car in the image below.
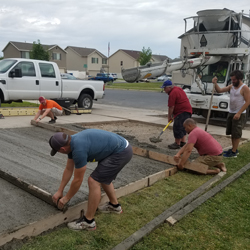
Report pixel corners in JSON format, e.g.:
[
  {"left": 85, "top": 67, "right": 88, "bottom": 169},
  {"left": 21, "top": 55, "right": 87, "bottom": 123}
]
[
  {"left": 88, "top": 73, "right": 114, "bottom": 83},
  {"left": 157, "top": 74, "right": 172, "bottom": 82},
  {"left": 61, "top": 73, "right": 77, "bottom": 80},
  {"left": 109, "top": 73, "right": 118, "bottom": 80}
]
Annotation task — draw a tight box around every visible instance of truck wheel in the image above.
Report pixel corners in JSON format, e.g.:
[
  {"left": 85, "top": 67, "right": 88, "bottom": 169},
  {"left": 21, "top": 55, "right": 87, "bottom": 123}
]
[{"left": 78, "top": 94, "right": 93, "bottom": 109}]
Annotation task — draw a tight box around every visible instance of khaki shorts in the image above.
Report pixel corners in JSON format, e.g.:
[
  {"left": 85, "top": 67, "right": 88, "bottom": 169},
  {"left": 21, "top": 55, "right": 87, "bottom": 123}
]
[
  {"left": 193, "top": 155, "right": 223, "bottom": 168},
  {"left": 226, "top": 113, "right": 245, "bottom": 139},
  {"left": 51, "top": 108, "right": 63, "bottom": 116}
]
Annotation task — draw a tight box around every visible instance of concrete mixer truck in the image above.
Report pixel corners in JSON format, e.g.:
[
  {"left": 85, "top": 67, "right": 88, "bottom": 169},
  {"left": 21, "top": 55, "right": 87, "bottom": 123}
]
[{"left": 121, "top": 9, "right": 250, "bottom": 121}]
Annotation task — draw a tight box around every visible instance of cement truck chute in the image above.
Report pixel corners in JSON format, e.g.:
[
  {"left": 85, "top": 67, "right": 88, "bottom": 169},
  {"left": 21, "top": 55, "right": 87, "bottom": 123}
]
[{"left": 122, "top": 56, "right": 221, "bottom": 82}]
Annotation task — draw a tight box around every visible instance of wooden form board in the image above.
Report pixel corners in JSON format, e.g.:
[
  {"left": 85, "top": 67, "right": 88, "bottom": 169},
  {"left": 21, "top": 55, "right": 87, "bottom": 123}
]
[
  {"left": 0, "top": 107, "right": 38, "bottom": 116},
  {"left": 132, "top": 146, "right": 208, "bottom": 174}
]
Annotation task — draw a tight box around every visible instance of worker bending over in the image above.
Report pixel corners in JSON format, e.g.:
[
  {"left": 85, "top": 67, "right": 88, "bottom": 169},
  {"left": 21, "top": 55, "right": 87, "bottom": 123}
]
[
  {"left": 50, "top": 129, "right": 133, "bottom": 231},
  {"left": 174, "top": 118, "right": 226, "bottom": 175}
]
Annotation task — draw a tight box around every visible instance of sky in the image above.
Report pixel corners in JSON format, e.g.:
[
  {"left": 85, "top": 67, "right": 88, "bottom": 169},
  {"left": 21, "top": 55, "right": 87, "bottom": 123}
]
[{"left": 0, "top": 0, "right": 249, "bottom": 59}]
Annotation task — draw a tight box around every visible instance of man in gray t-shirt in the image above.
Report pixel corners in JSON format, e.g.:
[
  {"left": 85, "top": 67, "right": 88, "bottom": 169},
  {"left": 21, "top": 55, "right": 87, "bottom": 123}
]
[{"left": 49, "top": 129, "right": 133, "bottom": 231}]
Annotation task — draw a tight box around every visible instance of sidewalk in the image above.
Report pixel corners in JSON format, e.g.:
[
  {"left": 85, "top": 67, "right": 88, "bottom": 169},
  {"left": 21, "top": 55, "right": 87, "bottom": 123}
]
[{"left": 1, "top": 103, "right": 250, "bottom": 140}]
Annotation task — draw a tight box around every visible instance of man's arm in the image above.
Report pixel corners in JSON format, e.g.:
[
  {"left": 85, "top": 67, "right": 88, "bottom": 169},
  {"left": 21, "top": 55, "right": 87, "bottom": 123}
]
[
  {"left": 212, "top": 76, "right": 231, "bottom": 93},
  {"left": 177, "top": 143, "right": 194, "bottom": 170},
  {"left": 174, "top": 143, "right": 188, "bottom": 162},
  {"left": 168, "top": 106, "right": 174, "bottom": 122},
  {"left": 52, "top": 158, "right": 75, "bottom": 204},
  {"left": 33, "top": 110, "right": 42, "bottom": 120},
  {"left": 234, "top": 85, "right": 250, "bottom": 120},
  {"left": 57, "top": 165, "right": 86, "bottom": 209}
]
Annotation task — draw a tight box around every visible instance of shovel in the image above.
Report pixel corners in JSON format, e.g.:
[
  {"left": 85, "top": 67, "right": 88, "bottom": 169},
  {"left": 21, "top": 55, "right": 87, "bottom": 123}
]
[{"left": 150, "top": 120, "right": 172, "bottom": 143}]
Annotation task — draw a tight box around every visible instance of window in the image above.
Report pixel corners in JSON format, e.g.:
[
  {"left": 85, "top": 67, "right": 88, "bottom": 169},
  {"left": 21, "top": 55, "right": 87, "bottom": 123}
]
[
  {"left": 91, "top": 57, "right": 98, "bottom": 64},
  {"left": 39, "top": 63, "right": 56, "bottom": 78},
  {"left": 21, "top": 51, "right": 30, "bottom": 59},
  {"left": 120, "top": 61, "right": 123, "bottom": 66},
  {"left": 13, "top": 62, "right": 36, "bottom": 76},
  {"left": 52, "top": 53, "right": 61, "bottom": 60},
  {"left": 102, "top": 58, "right": 107, "bottom": 64},
  {"left": 0, "top": 59, "right": 17, "bottom": 73}
]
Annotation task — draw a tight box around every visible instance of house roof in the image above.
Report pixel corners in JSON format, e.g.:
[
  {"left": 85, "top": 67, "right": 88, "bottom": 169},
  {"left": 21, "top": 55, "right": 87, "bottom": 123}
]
[
  {"left": 118, "top": 49, "right": 170, "bottom": 61},
  {"left": 2, "top": 41, "right": 66, "bottom": 53},
  {"left": 65, "top": 46, "right": 106, "bottom": 58},
  {"left": 152, "top": 54, "right": 170, "bottom": 62},
  {"left": 120, "top": 49, "right": 141, "bottom": 60}
]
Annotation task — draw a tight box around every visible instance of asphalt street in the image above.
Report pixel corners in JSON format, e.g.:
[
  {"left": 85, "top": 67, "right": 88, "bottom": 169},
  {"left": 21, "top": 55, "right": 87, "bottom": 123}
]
[{"left": 97, "top": 89, "right": 169, "bottom": 111}]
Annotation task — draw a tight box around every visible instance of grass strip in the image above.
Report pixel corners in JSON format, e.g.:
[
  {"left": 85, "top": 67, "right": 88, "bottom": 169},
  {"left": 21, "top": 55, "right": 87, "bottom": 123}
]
[{"left": 1, "top": 102, "right": 39, "bottom": 107}]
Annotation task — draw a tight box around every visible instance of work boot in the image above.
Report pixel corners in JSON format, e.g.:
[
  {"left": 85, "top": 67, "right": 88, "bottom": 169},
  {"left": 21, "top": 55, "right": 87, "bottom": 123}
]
[
  {"left": 98, "top": 202, "right": 123, "bottom": 214},
  {"left": 168, "top": 142, "right": 180, "bottom": 149},
  {"left": 49, "top": 119, "right": 56, "bottom": 124}
]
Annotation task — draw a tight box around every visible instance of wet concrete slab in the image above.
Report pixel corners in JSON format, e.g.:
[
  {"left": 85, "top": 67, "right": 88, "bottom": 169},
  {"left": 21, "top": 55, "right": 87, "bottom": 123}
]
[
  {"left": 0, "top": 126, "right": 172, "bottom": 236},
  {"left": 0, "top": 178, "right": 56, "bottom": 235}
]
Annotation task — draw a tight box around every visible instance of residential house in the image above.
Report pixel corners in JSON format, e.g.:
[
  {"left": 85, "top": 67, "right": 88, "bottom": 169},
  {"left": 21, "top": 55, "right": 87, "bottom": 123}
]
[
  {"left": 2, "top": 41, "right": 67, "bottom": 72},
  {"left": 108, "top": 49, "right": 170, "bottom": 78},
  {"left": 65, "top": 46, "right": 108, "bottom": 76}
]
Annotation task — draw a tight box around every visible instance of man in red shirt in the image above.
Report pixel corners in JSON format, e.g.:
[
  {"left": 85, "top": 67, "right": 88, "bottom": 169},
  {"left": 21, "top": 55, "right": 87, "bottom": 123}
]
[
  {"left": 33, "top": 96, "right": 63, "bottom": 124},
  {"left": 174, "top": 118, "right": 226, "bottom": 174},
  {"left": 161, "top": 80, "right": 192, "bottom": 149}
]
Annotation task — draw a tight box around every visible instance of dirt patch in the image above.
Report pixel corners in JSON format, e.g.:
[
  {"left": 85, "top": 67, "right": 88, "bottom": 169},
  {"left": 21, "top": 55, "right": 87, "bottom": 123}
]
[{"left": 60, "top": 121, "right": 238, "bottom": 159}]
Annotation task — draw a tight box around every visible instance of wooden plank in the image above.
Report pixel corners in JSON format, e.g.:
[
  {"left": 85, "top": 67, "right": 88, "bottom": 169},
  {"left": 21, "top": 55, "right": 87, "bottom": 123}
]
[
  {"left": 0, "top": 107, "right": 38, "bottom": 116},
  {"left": 148, "top": 151, "right": 176, "bottom": 165},
  {"left": 167, "top": 167, "right": 178, "bottom": 176},
  {"left": 31, "top": 120, "right": 77, "bottom": 135},
  {"left": 148, "top": 171, "right": 166, "bottom": 186},
  {"left": 132, "top": 146, "right": 149, "bottom": 157},
  {"left": 111, "top": 171, "right": 226, "bottom": 250},
  {"left": 184, "top": 162, "right": 208, "bottom": 174},
  {"left": 165, "top": 168, "right": 250, "bottom": 225}
]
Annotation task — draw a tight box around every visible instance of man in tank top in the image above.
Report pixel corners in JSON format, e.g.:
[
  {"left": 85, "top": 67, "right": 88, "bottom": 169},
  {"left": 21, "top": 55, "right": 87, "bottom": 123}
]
[{"left": 212, "top": 70, "right": 250, "bottom": 157}]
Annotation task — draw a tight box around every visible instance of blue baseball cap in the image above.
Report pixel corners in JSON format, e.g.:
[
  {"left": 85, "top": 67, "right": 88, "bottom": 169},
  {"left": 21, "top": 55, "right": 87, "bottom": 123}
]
[{"left": 160, "top": 80, "right": 172, "bottom": 88}]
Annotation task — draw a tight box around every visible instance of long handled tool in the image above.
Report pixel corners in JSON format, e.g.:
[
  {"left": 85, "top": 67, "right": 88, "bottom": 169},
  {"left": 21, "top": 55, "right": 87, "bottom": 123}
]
[{"left": 149, "top": 120, "right": 172, "bottom": 143}]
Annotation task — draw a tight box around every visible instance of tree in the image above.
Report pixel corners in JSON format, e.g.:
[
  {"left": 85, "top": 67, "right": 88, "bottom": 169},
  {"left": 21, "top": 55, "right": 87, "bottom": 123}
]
[
  {"left": 30, "top": 40, "right": 50, "bottom": 61},
  {"left": 138, "top": 47, "right": 152, "bottom": 66}
]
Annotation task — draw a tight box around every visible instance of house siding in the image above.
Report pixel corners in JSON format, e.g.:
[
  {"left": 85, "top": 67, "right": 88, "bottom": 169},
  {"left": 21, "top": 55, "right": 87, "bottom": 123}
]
[
  {"left": 108, "top": 50, "right": 140, "bottom": 77},
  {"left": 65, "top": 48, "right": 87, "bottom": 72},
  {"left": 87, "top": 52, "right": 105, "bottom": 76},
  {"left": 49, "top": 47, "right": 67, "bottom": 71},
  {"left": 3, "top": 44, "right": 21, "bottom": 58}
]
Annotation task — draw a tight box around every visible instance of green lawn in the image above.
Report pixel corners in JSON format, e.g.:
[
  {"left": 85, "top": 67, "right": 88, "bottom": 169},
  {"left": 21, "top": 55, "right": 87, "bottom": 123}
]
[
  {"left": 19, "top": 142, "right": 250, "bottom": 250},
  {"left": 1, "top": 101, "right": 39, "bottom": 107}
]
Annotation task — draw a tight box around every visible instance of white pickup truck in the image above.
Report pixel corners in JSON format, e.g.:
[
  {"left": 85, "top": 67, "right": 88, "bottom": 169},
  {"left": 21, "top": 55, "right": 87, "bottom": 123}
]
[{"left": 0, "top": 58, "right": 105, "bottom": 109}]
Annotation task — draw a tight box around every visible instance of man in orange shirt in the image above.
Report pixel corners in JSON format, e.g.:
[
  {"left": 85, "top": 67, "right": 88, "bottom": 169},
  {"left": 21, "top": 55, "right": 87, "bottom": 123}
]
[{"left": 34, "top": 96, "right": 63, "bottom": 124}]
